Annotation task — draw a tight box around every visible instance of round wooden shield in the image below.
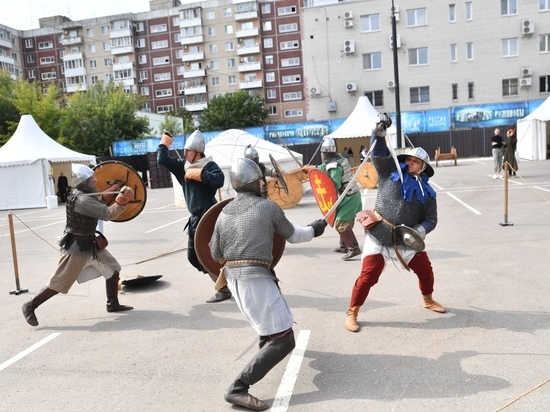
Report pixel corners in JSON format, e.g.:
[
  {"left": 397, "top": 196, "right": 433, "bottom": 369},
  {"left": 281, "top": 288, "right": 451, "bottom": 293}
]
[
  {"left": 93, "top": 160, "right": 147, "bottom": 222},
  {"left": 195, "top": 198, "right": 286, "bottom": 279},
  {"left": 267, "top": 169, "right": 303, "bottom": 209},
  {"left": 356, "top": 161, "right": 378, "bottom": 189},
  {"left": 308, "top": 169, "right": 338, "bottom": 226},
  {"left": 269, "top": 154, "right": 289, "bottom": 195}
]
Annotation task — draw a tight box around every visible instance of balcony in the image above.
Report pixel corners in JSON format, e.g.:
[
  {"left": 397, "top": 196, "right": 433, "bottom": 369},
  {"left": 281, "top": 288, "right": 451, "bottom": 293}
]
[
  {"left": 110, "top": 28, "right": 132, "bottom": 39},
  {"left": 0, "top": 55, "right": 15, "bottom": 65},
  {"left": 62, "top": 36, "right": 83, "bottom": 46},
  {"left": 63, "top": 52, "right": 84, "bottom": 61},
  {"left": 0, "top": 38, "right": 12, "bottom": 49},
  {"left": 238, "top": 61, "right": 261, "bottom": 72},
  {"left": 66, "top": 83, "right": 88, "bottom": 93},
  {"left": 239, "top": 79, "right": 263, "bottom": 89},
  {"left": 179, "top": 16, "right": 202, "bottom": 29},
  {"left": 111, "top": 45, "right": 135, "bottom": 55},
  {"left": 234, "top": 10, "right": 258, "bottom": 21},
  {"left": 113, "top": 61, "right": 135, "bottom": 71},
  {"left": 181, "top": 35, "right": 204, "bottom": 47},
  {"left": 237, "top": 44, "right": 260, "bottom": 56},
  {"left": 184, "top": 85, "right": 207, "bottom": 95},
  {"left": 182, "top": 51, "right": 204, "bottom": 62},
  {"left": 236, "top": 28, "right": 259, "bottom": 39},
  {"left": 183, "top": 68, "right": 206, "bottom": 79},
  {"left": 65, "top": 67, "right": 87, "bottom": 77},
  {"left": 185, "top": 102, "right": 208, "bottom": 111}
]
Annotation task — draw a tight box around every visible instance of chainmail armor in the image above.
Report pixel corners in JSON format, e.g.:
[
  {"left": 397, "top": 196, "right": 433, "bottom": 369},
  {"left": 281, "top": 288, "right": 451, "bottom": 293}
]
[
  {"left": 210, "top": 192, "right": 295, "bottom": 280},
  {"left": 367, "top": 155, "right": 437, "bottom": 247}
]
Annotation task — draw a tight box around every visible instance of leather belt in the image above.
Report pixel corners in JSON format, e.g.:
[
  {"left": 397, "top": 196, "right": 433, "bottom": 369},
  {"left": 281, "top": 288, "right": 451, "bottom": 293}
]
[{"left": 374, "top": 211, "right": 411, "bottom": 271}]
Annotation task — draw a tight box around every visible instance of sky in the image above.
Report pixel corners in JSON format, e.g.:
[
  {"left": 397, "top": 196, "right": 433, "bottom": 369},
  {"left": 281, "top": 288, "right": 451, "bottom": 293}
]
[{"left": 0, "top": 0, "right": 153, "bottom": 31}]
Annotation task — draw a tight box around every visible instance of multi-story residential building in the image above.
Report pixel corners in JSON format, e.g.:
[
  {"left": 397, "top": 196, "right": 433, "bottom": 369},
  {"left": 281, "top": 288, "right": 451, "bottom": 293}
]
[{"left": 2, "top": 0, "right": 549, "bottom": 129}]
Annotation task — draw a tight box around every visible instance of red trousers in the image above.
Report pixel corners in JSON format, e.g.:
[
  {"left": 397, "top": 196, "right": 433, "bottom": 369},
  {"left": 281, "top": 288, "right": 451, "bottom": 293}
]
[{"left": 349, "top": 251, "right": 435, "bottom": 307}]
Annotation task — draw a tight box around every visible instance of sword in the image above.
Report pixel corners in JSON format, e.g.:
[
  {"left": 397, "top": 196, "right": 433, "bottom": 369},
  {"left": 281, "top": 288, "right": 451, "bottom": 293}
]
[
  {"left": 274, "top": 131, "right": 303, "bottom": 168},
  {"left": 322, "top": 140, "right": 377, "bottom": 222},
  {"left": 307, "top": 139, "right": 324, "bottom": 165}
]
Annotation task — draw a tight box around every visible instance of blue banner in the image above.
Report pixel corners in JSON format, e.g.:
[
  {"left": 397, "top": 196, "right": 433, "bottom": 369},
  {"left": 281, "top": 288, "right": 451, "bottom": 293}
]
[{"left": 451, "top": 101, "right": 529, "bottom": 129}]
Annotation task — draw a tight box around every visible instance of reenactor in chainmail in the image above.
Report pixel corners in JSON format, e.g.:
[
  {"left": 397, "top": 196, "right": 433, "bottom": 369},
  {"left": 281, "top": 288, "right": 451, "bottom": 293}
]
[
  {"left": 22, "top": 164, "right": 135, "bottom": 327},
  {"left": 209, "top": 158, "right": 327, "bottom": 411},
  {"left": 344, "top": 113, "right": 446, "bottom": 333},
  {"left": 243, "top": 144, "right": 277, "bottom": 180}
]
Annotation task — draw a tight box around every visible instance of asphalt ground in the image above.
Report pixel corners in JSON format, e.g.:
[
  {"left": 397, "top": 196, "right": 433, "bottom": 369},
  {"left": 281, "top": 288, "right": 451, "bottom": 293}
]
[{"left": 1, "top": 156, "right": 549, "bottom": 412}]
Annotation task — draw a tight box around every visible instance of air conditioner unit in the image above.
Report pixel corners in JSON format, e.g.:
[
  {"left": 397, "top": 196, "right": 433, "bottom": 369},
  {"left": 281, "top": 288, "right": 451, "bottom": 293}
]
[
  {"left": 238, "top": 38, "right": 243, "bottom": 43},
  {"left": 185, "top": 62, "right": 190, "bottom": 66},
  {"left": 520, "top": 78, "right": 532, "bottom": 87},
  {"left": 521, "top": 67, "right": 533, "bottom": 77},
  {"left": 345, "top": 20, "right": 354, "bottom": 28},
  {"left": 346, "top": 82, "right": 357, "bottom": 92},
  {"left": 387, "top": 80, "right": 395, "bottom": 89},
  {"left": 389, "top": 34, "right": 401, "bottom": 48},
  {"left": 344, "top": 39, "right": 355, "bottom": 53},
  {"left": 138, "top": 79, "right": 143, "bottom": 83},
  {"left": 344, "top": 11, "right": 353, "bottom": 19},
  {"left": 239, "top": 58, "right": 245, "bottom": 62},
  {"left": 183, "top": 44, "right": 188, "bottom": 49},
  {"left": 310, "top": 86, "right": 321, "bottom": 95},
  {"left": 522, "top": 19, "right": 535, "bottom": 35}
]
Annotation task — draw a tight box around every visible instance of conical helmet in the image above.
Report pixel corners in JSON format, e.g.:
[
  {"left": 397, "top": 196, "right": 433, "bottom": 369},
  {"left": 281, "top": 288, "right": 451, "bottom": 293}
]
[
  {"left": 320, "top": 138, "right": 336, "bottom": 153},
  {"left": 71, "top": 164, "right": 94, "bottom": 187},
  {"left": 184, "top": 130, "right": 205, "bottom": 153},
  {"left": 230, "top": 158, "right": 263, "bottom": 192},
  {"left": 397, "top": 147, "right": 434, "bottom": 177},
  {"left": 244, "top": 144, "right": 259, "bottom": 163}
]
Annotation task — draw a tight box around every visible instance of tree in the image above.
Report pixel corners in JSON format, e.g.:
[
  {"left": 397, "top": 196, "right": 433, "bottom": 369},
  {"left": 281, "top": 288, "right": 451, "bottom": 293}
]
[
  {"left": 59, "top": 82, "right": 151, "bottom": 156},
  {"left": 0, "top": 71, "right": 19, "bottom": 145},
  {"left": 159, "top": 113, "right": 184, "bottom": 136},
  {"left": 198, "top": 90, "right": 267, "bottom": 132}
]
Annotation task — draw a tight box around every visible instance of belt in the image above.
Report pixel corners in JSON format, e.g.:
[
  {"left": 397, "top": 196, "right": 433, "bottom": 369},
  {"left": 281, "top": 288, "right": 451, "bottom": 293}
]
[
  {"left": 374, "top": 211, "right": 411, "bottom": 271},
  {"left": 224, "top": 259, "right": 271, "bottom": 268}
]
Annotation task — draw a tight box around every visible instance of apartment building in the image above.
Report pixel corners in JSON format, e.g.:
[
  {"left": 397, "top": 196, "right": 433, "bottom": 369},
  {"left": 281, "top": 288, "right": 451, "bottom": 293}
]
[{"left": 3, "top": 0, "right": 550, "bottom": 129}]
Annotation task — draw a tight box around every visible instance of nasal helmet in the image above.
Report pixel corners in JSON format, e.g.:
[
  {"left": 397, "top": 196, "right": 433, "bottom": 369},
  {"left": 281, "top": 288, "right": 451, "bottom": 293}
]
[
  {"left": 71, "top": 164, "right": 94, "bottom": 187},
  {"left": 320, "top": 138, "right": 336, "bottom": 153},
  {"left": 184, "top": 129, "right": 205, "bottom": 153},
  {"left": 230, "top": 158, "right": 265, "bottom": 196},
  {"left": 244, "top": 144, "right": 260, "bottom": 163}
]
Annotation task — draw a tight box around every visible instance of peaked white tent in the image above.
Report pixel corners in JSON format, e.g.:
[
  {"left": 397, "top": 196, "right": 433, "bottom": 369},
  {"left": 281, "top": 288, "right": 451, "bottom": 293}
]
[
  {"left": 205, "top": 129, "right": 303, "bottom": 199},
  {"left": 0, "top": 115, "right": 96, "bottom": 210},
  {"left": 516, "top": 97, "right": 550, "bottom": 161}
]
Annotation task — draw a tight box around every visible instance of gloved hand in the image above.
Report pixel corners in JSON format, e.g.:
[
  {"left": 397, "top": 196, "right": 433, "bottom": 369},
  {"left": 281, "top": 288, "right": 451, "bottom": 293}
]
[
  {"left": 101, "top": 183, "right": 121, "bottom": 203},
  {"left": 160, "top": 131, "right": 173, "bottom": 148},
  {"left": 185, "top": 168, "right": 203, "bottom": 182},
  {"left": 308, "top": 219, "right": 328, "bottom": 237},
  {"left": 115, "top": 186, "right": 134, "bottom": 206},
  {"left": 412, "top": 224, "right": 426, "bottom": 239}
]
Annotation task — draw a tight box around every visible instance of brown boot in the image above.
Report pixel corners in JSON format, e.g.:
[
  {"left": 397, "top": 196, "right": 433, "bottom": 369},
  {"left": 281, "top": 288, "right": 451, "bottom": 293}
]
[
  {"left": 344, "top": 306, "right": 360, "bottom": 332},
  {"left": 423, "top": 294, "right": 446, "bottom": 313},
  {"left": 334, "top": 244, "right": 348, "bottom": 253},
  {"left": 106, "top": 272, "right": 133, "bottom": 312},
  {"left": 206, "top": 285, "right": 232, "bottom": 303},
  {"left": 342, "top": 246, "right": 361, "bottom": 260},
  {"left": 22, "top": 287, "right": 59, "bottom": 327}
]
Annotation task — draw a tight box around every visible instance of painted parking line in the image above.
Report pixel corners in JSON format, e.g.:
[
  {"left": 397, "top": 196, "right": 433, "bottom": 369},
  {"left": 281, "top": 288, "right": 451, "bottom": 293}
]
[
  {"left": 144, "top": 216, "right": 189, "bottom": 233},
  {"left": 0, "top": 333, "right": 61, "bottom": 372},
  {"left": 271, "top": 329, "right": 311, "bottom": 412},
  {"left": 445, "top": 192, "right": 482, "bottom": 215}
]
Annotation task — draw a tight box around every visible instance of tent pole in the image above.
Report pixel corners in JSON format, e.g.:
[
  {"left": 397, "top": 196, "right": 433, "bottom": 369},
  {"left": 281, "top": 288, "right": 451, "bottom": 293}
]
[{"left": 8, "top": 212, "right": 29, "bottom": 295}]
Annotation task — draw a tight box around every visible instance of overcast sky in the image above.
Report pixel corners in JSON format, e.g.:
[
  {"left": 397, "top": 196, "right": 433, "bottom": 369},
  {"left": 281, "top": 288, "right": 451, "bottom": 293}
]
[{"left": 1, "top": 0, "right": 152, "bottom": 31}]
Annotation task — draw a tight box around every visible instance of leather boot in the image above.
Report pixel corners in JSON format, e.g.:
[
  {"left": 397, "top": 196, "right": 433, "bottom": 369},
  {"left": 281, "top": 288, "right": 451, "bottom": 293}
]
[
  {"left": 423, "top": 294, "right": 446, "bottom": 313},
  {"left": 22, "top": 287, "right": 59, "bottom": 326},
  {"left": 333, "top": 238, "right": 347, "bottom": 253},
  {"left": 341, "top": 228, "right": 361, "bottom": 260},
  {"left": 344, "top": 306, "right": 360, "bottom": 332},
  {"left": 106, "top": 272, "right": 133, "bottom": 312},
  {"left": 206, "top": 285, "right": 232, "bottom": 303},
  {"left": 225, "top": 330, "right": 296, "bottom": 411}
]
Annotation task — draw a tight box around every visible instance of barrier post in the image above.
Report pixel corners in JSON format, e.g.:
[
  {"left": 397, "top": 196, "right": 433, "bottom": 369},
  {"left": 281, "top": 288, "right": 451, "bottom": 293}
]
[{"left": 8, "top": 212, "right": 29, "bottom": 295}]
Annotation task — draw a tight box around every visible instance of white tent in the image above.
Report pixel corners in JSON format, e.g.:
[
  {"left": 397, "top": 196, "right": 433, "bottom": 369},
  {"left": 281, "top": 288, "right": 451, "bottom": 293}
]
[
  {"left": 0, "top": 115, "right": 96, "bottom": 210},
  {"left": 205, "top": 129, "right": 303, "bottom": 199},
  {"left": 516, "top": 97, "right": 550, "bottom": 161}
]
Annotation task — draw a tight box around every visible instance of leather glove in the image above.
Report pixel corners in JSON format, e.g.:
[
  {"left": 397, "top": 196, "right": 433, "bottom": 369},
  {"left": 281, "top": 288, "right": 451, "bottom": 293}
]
[
  {"left": 185, "top": 168, "right": 203, "bottom": 182},
  {"left": 115, "top": 186, "right": 134, "bottom": 206},
  {"left": 160, "top": 131, "right": 173, "bottom": 148},
  {"left": 308, "top": 219, "right": 328, "bottom": 237},
  {"left": 101, "top": 183, "right": 121, "bottom": 203},
  {"left": 412, "top": 224, "right": 427, "bottom": 239}
]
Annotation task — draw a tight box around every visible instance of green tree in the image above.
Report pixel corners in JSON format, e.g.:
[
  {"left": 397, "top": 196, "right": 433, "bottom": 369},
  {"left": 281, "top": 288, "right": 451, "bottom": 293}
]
[
  {"left": 159, "top": 113, "right": 184, "bottom": 136},
  {"left": 0, "top": 71, "right": 19, "bottom": 145},
  {"left": 198, "top": 90, "right": 267, "bottom": 132},
  {"left": 59, "top": 82, "right": 151, "bottom": 156}
]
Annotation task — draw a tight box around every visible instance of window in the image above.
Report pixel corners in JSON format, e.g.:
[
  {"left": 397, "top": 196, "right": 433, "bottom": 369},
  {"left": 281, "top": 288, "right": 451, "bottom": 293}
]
[
  {"left": 38, "top": 41, "right": 53, "bottom": 49},
  {"left": 209, "top": 44, "right": 218, "bottom": 53},
  {"left": 540, "top": 0, "right": 550, "bottom": 11},
  {"left": 283, "top": 92, "right": 302, "bottom": 101},
  {"left": 90, "top": 60, "right": 97, "bottom": 69},
  {"left": 225, "top": 25, "right": 233, "bottom": 34},
  {"left": 104, "top": 58, "right": 113, "bottom": 67},
  {"left": 449, "top": 5, "right": 456, "bottom": 22},
  {"left": 101, "top": 25, "right": 109, "bottom": 35},
  {"left": 141, "top": 87, "right": 150, "bottom": 95},
  {"left": 223, "top": 7, "right": 232, "bottom": 17},
  {"left": 450, "top": 44, "right": 458, "bottom": 62},
  {"left": 263, "top": 21, "right": 272, "bottom": 31},
  {"left": 540, "top": 75, "right": 550, "bottom": 93},
  {"left": 206, "top": 10, "right": 215, "bottom": 20},
  {"left": 280, "top": 41, "right": 299, "bottom": 50},
  {"left": 157, "top": 105, "right": 174, "bottom": 114},
  {"left": 278, "top": 6, "right": 296, "bottom": 16},
  {"left": 106, "top": 74, "right": 113, "bottom": 82},
  {"left": 410, "top": 86, "right": 430, "bottom": 103},
  {"left": 138, "top": 55, "right": 147, "bottom": 64},
  {"left": 156, "top": 89, "right": 173, "bottom": 97},
  {"left": 362, "top": 52, "right": 382, "bottom": 70},
  {"left": 364, "top": 90, "right": 384, "bottom": 107},
  {"left": 284, "top": 109, "right": 303, "bottom": 118},
  {"left": 467, "top": 42, "right": 474, "bottom": 60},
  {"left": 152, "top": 40, "right": 168, "bottom": 49},
  {"left": 135, "top": 22, "right": 144, "bottom": 32},
  {"left": 502, "top": 78, "right": 518, "bottom": 96},
  {"left": 265, "top": 55, "right": 274, "bottom": 65},
  {"left": 266, "top": 89, "right": 276, "bottom": 99},
  {"left": 279, "top": 23, "right": 298, "bottom": 33},
  {"left": 265, "top": 72, "right": 275, "bottom": 82},
  {"left": 281, "top": 57, "right": 300, "bottom": 67},
  {"left": 208, "top": 27, "right": 216, "bottom": 36},
  {"left": 103, "top": 42, "right": 110, "bottom": 51},
  {"left": 261, "top": 3, "right": 271, "bottom": 14},
  {"left": 154, "top": 72, "right": 171, "bottom": 81},
  {"left": 91, "top": 75, "right": 99, "bottom": 84},
  {"left": 28, "top": 69, "right": 36, "bottom": 78},
  {"left": 25, "top": 39, "right": 33, "bottom": 48},
  {"left": 27, "top": 55, "right": 35, "bottom": 63},
  {"left": 228, "top": 75, "right": 237, "bottom": 85},
  {"left": 408, "top": 48, "right": 428, "bottom": 65},
  {"left": 88, "top": 44, "right": 96, "bottom": 53},
  {"left": 501, "top": 0, "right": 517, "bottom": 15},
  {"left": 209, "top": 60, "right": 219, "bottom": 70},
  {"left": 501, "top": 38, "right": 518, "bottom": 57},
  {"left": 540, "top": 34, "right": 550, "bottom": 52},
  {"left": 139, "top": 70, "right": 148, "bottom": 80},
  {"left": 225, "top": 41, "right": 234, "bottom": 51},
  {"left": 86, "top": 28, "right": 94, "bottom": 37},
  {"left": 406, "top": 8, "right": 427, "bottom": 27},
  {"left": 227, "top": 58, "right": 235, "bottom": 68},
  {"left": 41, "top": 72, "right": 57, "bottom": 81},
  {"left": 263, "top": 38, "right": 273, "bottom": 48},
  {"left": 467, "top": 82, "right": 475, "bottom": 99},
  {"left": 136, "top": 38, "right": 145, "bottom": 48},
  {"left": 360, "top": 14, "right": 381, "bottom": 32},
  {"left": 153, "top": 56, "right": 170, "bottom": 65},
  {"left": 282, "top": 75, "right": 301, "bottom": 84},
  {"left": 211, "top": 77, "right": 220, "bottom": 86},
  {"left": 466, "top": 2, "right": 473, "bottom": 20},
  {"left": 151, "top": 24, "right": 167, "bottom": 33},
  {"left": 452, "top": 83, "right": 458, "bottom": 100}
]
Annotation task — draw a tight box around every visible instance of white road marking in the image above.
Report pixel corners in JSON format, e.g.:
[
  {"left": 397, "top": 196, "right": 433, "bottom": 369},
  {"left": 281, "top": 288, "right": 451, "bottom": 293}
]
[
  {"left": 144, "top": 216, "right": 189, "bottom": 233},
  {"left": 0, "top": 333, "right": 61, "bottom": 372},
  {"left": 534, "top": 186, "right": 550, "bottom": 193},
  {"left": 445, "top": 192, "right": 482, "bottom": 215},
  {"left": 271, "top": 330, "right": 311, "bottom": 411}
]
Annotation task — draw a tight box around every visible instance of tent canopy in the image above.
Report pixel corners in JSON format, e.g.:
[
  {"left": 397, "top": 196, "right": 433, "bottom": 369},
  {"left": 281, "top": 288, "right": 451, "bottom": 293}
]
[
  {"left": 325, "top": 96, "right": 379, "bottom": 139},
  {"left": 204, "top": 129, "right": 303, "bottom": 198},
  {"left": 516, "top": 97, "right": 550, "bottom": 161}
]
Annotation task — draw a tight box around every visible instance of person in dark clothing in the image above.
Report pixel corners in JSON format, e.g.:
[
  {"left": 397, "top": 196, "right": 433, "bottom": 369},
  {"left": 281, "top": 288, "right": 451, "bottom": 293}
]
[
  {"left": 157, "top": 130, "right": 230, "bottom": 303},
  {"left": 57, "top": 172, "right": 69, "bottom": 202},
  {"left": 503, "top": 129, "right": 518, "bottom": 178},
  {"left": 491, "top": 128, "right": 505, "bottom": 179}
]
